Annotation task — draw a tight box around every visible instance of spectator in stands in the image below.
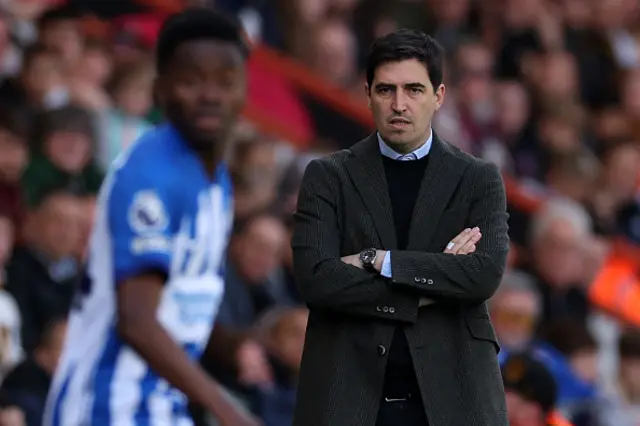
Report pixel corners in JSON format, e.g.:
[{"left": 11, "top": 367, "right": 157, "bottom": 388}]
[
  {"left": 0, "top": 44, "right": 67, "bottom": 112},
  {"left": 535, "top": 318, "right": 599, "bottom": 417},
  {"left": 490, "top": 269, "right": 542, "bottom": 364},
  {"left": 0, "top": 214, "right": 21, "bottom": 383},
  {"left": 6, "top": 189, "right": 83, "bottom": 351},
  {"left": 0, "top": 106, "right": 29, "bottom": 228},
  {"left": 251, "top": 306, "right": 308, "bottom": 426},
  {"left": 218, "top": 212, "right": 291, "bottom": 328},
  {"left": 502, "top": 352, "right": 569, "bottom": 426},
  {"left": 589, "top": 143, "right": 640, "bottom": 235},
  {"left": 305, "top": 19, "right": 357, "bottom": 89},
  {"left": 0, "top": 315, "right": 66, "bottom": 426},
  {"left": 21, "top": 104, "right": 103, "bottom": 207},
  {"left": 231, "top": 136, "right": 281, "bottom": 221},
  {"left": 36, "top": 6, "right": 83, "bottom": 72},
  {"left": 96, "top": 59, "right": 153, "bottom": 170},
  {"left": 596, "top": 328, "right": 640, "bottom": 425},
  {"left": 528, "top": 197, "right": 593, "bottom": 323},
  {"left": 545, "top": 151, "right": 600, "bottom": 204}
]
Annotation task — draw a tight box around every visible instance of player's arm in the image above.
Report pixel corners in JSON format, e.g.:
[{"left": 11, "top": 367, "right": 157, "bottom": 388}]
[
  {"left": 386, "top": 162, "right": 510, "bottom": 303},
  {"left": 291, "top": 159, "right": 419, "bottom": 323},
  {"left": 109, "top": 169, "right": 256, "bottom": 425}
]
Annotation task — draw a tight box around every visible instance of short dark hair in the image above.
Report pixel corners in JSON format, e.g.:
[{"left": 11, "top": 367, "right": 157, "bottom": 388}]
[
  {"left": 366, "top": 29, "right": 445, "bottom": 90},
  {"left": 37, "top": 5, "right": 81, "bottom": 31},
  {"left": 155, "top": 7, "right": 249, "bottom": 74}
]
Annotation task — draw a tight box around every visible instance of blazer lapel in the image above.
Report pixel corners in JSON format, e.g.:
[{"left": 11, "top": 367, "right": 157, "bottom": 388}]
[
  {"left": 345, "top": 134, "right": 398, "bottom": 249},
  {"left": 407, "top": 134, "right": 470, "bottom": 249}
]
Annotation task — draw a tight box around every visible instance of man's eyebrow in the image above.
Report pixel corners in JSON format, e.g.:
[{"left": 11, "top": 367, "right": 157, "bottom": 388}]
[
  {"left": 404, "top": 82, "right": 427, "bottom": 89},
  {"left": 374, "top": 82, "right": 427, "bottom": 88}
]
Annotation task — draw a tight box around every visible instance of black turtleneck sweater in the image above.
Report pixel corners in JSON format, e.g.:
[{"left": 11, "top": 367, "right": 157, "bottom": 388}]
[{"left": 381, "top": 154, "right": 429, "bottom": 396}]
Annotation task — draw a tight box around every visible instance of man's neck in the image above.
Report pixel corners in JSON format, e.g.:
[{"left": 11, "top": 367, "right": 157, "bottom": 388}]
[{"left": 379, "top": 129, "right": 432, "bottom": 155}]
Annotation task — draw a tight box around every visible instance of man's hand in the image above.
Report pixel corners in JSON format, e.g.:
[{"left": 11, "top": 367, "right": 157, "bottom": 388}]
[
  {"left": 341, "top": 254, "right": 362, "bottom": 268},
  {"left": 217, "top": 407, "right": 263, "bottom": 426},
  {"left": 340, "top": 227, "right": 481, "bottom": 273},
  {"left": 443, "top": 227, "right": 482, "bottom": 255},
  {"left": 0, "top": 407, "right": 25, "bottom": 426},
  {"left": 419, "top": 228, "right": 482, "bottom": 307},
  {"left": 236, "top": 339, "right": 273, "bottom": 389}
]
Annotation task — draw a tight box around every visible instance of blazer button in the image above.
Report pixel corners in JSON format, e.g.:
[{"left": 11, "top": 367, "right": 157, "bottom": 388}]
[
  {"left": 389, "top": 307, "right": 395, "bottom": 314},
  {"left": 377, "top": 345, "right": 387, "bottom": 356},
  {"left": 376, "top": 306, "right": 382, "bottom": 312},
  {"left": 414, "top": 276, "right": 421, "bottom": 283},
  {"left": 383, "top": 306, "right": 389, "bottom": 313},
  {"left": 420, "top": 278, "right": 427, "bottom": 284},
  {"left": 427, "top": 279, "right": 434, "bottom": 285}
]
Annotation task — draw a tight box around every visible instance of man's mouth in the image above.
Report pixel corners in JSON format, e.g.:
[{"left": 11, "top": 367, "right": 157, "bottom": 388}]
[{"left": 389, "top": 118, "right": 411, "bottom": 128}]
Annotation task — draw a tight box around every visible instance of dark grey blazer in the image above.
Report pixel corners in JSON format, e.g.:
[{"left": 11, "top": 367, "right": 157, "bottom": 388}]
[{"left": 290, "top": 133, "right": 510, "bottom": 426}]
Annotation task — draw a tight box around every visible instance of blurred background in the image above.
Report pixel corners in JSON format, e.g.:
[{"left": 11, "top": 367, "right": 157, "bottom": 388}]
[{"left": 0, "top": 0, "right": 640, "bottom": 425}]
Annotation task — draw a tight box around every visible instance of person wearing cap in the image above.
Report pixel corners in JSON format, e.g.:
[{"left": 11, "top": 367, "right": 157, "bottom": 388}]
[{"left": 502, "top": 352, "right": 573, "bottom": 426}]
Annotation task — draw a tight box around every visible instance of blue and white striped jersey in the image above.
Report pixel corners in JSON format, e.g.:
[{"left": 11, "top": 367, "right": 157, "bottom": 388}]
[{"left": 44, "top": 124, "right": 233, "bottom": 426}]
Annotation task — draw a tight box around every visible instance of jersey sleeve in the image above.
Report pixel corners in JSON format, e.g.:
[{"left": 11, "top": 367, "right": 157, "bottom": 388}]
[{"left": 107, "top": 166, "right": 177, "bottom": 285}]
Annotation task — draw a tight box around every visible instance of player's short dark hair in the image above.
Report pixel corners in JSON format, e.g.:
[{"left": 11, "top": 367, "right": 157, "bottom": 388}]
[
  {"left": 155, "top": 7, "right": 249, "bottom": 74},
  {"left": 366, "top": 29, "right": 445, "bottom": 90}
]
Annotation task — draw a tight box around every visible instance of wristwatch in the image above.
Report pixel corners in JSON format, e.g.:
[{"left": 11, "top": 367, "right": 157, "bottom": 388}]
[{"left": 359, "top": 248, "right": 377, "bottom": 271}]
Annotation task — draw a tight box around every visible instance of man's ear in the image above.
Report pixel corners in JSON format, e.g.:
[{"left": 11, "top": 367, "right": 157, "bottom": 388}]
[{"left": 434, "top": 84, "right": 446, "bottom": 111}]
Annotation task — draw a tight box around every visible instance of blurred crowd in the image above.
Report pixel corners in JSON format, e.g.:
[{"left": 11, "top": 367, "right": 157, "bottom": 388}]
[{"left": 0, "top": 0, "right": 640, "bottom": 425}]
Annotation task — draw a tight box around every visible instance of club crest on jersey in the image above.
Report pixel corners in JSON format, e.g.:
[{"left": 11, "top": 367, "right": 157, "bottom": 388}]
[{"left": 128, "top": 190, "right": 169, "bottom": 235}]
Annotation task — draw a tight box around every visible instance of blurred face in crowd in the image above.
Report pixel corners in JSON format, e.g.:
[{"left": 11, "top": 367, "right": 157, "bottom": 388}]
[
  {"left": 621, "top": 70, "right": 640, "bottom": 119},
  {"left": 0, "top": 216, "right": 14, "bottom": 268},
  {"left": 309, "top": 20, "right": 356, "bottom": 87},
  {"left": 44, "top": 130, "right": 92, "bottom": 174},
  {"left": 429, "top": 0, "right": 470, "bottom": 26},
  {"left": 537, "top": 52, "right": 578, "bottom": 101},
  {"left": 35, "top": 319, "right": 67, "bottom": 376},
  {"left": 503, "top": 0, "right": 543, "bottom": 28},
  {"left": 532, "top": 219, "right": 587, "bottom": 289},
  {"left": 570, "top": 349, "right": 598, "bottom": 384},
  {"left": 590, "top": 0, "right": 630, "bottom": 30},
  {"left": 455, "top": 43, "right": 494, "bottom": 111},
  {"left": 269, "top": 308, "right": 309, "bottom": 370},
  {"left": 39, "top": 18, "right": 83, "bottom": 66},
  {"left": 620, "top": 356, "right": 640, "bottom": 399},
  {"left": 78, "top": 46, "right": 113, "bottom": 87},
  {"left": 490, "top": 289, "right": 539, "bottom": 351},
  {"left": 538, "top": 115, "right": 581, "bottom": 155},
  {"left": 602, "top": 144, "right": 640, "bottom": 202},
  {"left": 594, "top": 108, "right": 630, "bottom": 143},
  {"left": 561, "top": 0, "right": 592, "bottom": 29},
  {"left": 233, "top": 215, "right": 287, "bottom": 283},
  {"left": 29, "top": 193, "right": 83, "bottom": 260},
  {"left": 495, "top": 81, "right": 530, "bottom": 139},
  {"left": 367, "top": 59, "right": 444, "bottom": 153},
  {"left": 505, "top": 390, "right": 547, "bottom": 426},
  {"left": 114, "top": 73, "right": 154, "bottom": 118},
  {"left": 0, "top": 129, "right": 27, "bottom": 182},
  {"left": 155, "top": 40, "right": 247, "bottom": 154},
  {"left": 21, "top": 50, "right": 65, "bottom": 103}
]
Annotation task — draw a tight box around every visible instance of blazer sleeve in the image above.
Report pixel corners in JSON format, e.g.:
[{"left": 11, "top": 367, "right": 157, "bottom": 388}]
[
  {"left": 389, "top": 161, "right": 509, "bottom": 303},
  {"left": 291, "top": 159, "right": 419, "bottom": 323}
]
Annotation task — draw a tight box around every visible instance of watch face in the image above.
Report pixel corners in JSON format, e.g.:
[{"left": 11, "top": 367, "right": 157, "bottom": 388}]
[{"left": 360, "top": 249, "right": 376, "bottom": 265}]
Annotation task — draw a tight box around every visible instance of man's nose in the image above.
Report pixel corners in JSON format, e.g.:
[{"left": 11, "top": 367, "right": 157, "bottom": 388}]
[{"left": 391, "top": 91, "right": 407, "bottom": 113}]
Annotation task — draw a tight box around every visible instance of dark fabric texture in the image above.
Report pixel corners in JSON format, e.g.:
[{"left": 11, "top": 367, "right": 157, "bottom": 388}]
[
  {"left": 291, "top": 132, "right": 510, "bottom": 426},
  {"left": 380, "top": 155, "right": 428, "bottom": 398}
]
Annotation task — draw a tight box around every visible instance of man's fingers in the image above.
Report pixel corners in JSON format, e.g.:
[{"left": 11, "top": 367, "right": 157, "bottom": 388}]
[{"left": 445, "top": 228, "right": 480, "bottom": 254}]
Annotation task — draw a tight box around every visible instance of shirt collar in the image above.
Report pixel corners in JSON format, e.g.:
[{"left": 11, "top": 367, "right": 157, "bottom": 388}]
[{"left": 377, "top": 129, "right": 433, "bottom": 161}]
